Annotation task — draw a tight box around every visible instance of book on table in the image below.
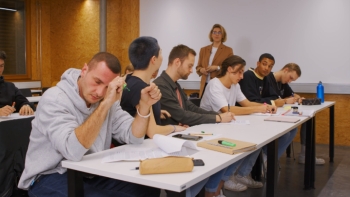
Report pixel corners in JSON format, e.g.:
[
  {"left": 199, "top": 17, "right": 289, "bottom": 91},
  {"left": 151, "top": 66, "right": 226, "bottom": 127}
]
[
  {"left": 197, "top": 138, "right": 257, "bottom": 155},
  {"left": 264, "top": 116, "right": 301, "bottom": 123}
]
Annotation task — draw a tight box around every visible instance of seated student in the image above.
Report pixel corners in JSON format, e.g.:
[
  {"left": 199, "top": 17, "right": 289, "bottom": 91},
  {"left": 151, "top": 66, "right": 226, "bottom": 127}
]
[
  {"left": 200, "top": 55, "right": 276, "bottom": 191},
  {"left": 154, "top": 44, "right": 237, "bottom": 197},
  {"left": 265, "top": 63, "right": 325, "bottom": 164},
  {"left": 18, "top": 52, "right": 161, "bottom": 197},
  {"left": 121, "top": 36, "right": 186, "bottom": 137},
  {"left": 154, "top": 45, "right": 233, "bottom": 127},
  {"left": 239, "top": 53, "right": 298, "bottom": 160},
  {"left": 0, "top": 51, "right": 34, "bottom": 116}
]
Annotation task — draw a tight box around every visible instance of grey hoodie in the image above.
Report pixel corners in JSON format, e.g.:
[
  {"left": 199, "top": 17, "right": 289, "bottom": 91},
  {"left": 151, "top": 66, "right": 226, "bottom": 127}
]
[{"left": 18, "top": 68, "right": 143, "bottom": 189}]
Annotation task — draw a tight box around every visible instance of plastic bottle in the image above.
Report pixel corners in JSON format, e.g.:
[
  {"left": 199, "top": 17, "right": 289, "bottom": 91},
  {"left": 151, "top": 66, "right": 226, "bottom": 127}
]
[{"left": 316, "top": 81, "right": 324, "bottom": 103}]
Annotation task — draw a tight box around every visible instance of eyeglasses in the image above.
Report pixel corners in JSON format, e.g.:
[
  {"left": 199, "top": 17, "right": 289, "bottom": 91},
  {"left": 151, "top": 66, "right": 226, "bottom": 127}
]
[{"left": 212, "top": 31, "right": 222, "bottom": 35}]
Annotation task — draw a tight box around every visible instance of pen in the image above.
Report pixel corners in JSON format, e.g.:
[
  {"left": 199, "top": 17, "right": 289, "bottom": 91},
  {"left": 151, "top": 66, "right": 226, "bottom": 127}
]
[
  {"left": 131, "top": 167, "right": 139, "bottom": 170},
  {"left": 123, "top": 83, "right": 130, "bottom": 91},
  {"left": 189, "top": 133, "right": 213, "bottom": 136},
  {"left": 228, "top": 104, "right": 230, "bottom": 111},
  {"left": 282, "top": 109, "right": 291, "bottom": 115}
]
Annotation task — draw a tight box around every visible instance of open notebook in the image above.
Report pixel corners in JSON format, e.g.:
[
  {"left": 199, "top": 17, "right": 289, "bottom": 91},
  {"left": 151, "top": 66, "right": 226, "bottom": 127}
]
[{"left": 264, "top": 116, "right": 300, "bottom": 123}]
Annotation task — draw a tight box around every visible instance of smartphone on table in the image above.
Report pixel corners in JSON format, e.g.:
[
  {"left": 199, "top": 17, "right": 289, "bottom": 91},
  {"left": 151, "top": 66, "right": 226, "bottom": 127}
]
[
  {"left": 193, "top": 159, "right": 205, "bottom": 166},
  {"left": 172, "top": 134, "right": 203, "bottom": 141}
]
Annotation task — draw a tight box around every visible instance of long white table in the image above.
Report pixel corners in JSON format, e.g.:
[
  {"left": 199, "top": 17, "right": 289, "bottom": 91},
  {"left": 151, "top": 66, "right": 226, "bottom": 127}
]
[
  {"left": 62, "top": 101, "right": 335, "bottom": 197},
  {"left": 26, "top": 96, "right": 41, "bottom": 104},
  {"left": 62, "top": 114, "right": 310, "bottom": 197}
]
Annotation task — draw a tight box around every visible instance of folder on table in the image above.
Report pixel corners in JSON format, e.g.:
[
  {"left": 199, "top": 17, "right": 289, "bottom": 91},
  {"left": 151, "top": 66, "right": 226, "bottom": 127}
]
[
  {"left": 264, "top": 116, "right": 300, "bottom": 123},
  {"left": 197, "top": 138, "right": 257, "bottom": 155}
]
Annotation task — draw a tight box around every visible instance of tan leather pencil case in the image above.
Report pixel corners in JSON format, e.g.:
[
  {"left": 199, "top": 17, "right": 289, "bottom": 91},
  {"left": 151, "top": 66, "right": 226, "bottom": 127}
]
[{"left": 139, "top": 156, "right": 193, "bottom": 175}]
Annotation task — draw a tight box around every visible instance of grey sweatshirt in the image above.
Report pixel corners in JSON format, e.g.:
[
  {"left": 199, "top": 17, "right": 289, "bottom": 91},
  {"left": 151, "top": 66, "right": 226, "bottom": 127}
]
[{"left": 18, "top": 68, "right": 143, "bottom": 189}]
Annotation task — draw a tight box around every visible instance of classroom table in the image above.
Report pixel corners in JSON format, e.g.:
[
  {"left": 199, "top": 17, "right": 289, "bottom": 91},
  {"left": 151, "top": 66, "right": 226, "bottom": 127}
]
[
  {"left": 299, "top": 101, "right": 335, "bottom": 190},
  {"left": 26, "top": 96, "right": 41, "bottom": 104},
  {"left": 62, "top": 115, "right": 309, "bottom": 197}
]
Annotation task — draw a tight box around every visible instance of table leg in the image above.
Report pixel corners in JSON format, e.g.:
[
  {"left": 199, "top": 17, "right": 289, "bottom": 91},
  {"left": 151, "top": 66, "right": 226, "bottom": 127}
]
[
  {"left": 304, "top": 117, "right": 315, "bottom": 189},
  {"left": 167, "top": 190, "right": 187, "bottom": 197},
  {"left": 286, "top": 144, "right": 291, "bottom": 158},
  {"left": 266, "top": 139, "right": 278, "bottom": 197},
  {"left": 67, "top": 169, "right": 84, "bottom": 197},
  {"left": 329, "top": 105, "right": 334, "bottom": 162},
  {"left": 251, "top": 151, "right": 262, "bottom": 181}
]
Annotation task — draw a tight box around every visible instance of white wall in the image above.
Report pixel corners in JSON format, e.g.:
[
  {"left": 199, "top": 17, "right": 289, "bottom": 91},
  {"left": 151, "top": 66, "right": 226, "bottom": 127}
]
[{"left": 140, "top": 0, "right": 350, "bottom": 90}]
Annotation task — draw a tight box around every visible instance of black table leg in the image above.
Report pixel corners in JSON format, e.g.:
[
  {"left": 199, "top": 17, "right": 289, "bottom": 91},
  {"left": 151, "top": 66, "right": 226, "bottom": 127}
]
[
  {"left": 304, "top": 117, "right": 315, "bottom": 190},
  {"left": 286, "top": 144, "right": 291, "bottom": 158},
  {"left": 167, "top": 190, "right": 187, "bottom": 197},
  {"left": 266, "top": 139, "right": 278, "bottom": 197},
  {"left": 329, "top": 105, "right": 334, "bottom": 162},
  {"left": 251, "top": 151, "right": 262, "bottom": 181},
  {"left": 67, "top": 169, "right": 84, "bottom": 197}
]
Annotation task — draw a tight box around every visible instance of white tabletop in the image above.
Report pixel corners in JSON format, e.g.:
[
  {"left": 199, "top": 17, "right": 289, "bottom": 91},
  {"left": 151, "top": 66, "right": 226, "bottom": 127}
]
[
  {"left": 62, "top": 102, "right": 335, "bottom": 193},
  {"left": 26, "top": 96, "right": 41, "bottom": 103},
  {"left": 62, "top": 115, "right": 308, "bottom": 192}
]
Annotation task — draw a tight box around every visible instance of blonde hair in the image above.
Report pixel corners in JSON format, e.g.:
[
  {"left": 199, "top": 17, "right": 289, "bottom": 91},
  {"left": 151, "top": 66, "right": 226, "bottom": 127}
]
[
  {"left": 282, "top": 63, "right": 301, "bottom": 77},
  {"left": 209, "top": 24, "right": 227, "bottom": 42}
]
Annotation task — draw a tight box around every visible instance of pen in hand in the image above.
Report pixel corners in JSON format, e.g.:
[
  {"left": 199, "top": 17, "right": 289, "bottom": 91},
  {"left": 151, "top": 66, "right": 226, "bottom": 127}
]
[{"left": 228, "top": 104, "right": 230, "bottom": 112}]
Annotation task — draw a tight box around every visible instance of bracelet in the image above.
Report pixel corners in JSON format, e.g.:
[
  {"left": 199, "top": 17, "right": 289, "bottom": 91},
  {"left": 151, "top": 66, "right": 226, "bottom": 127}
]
[
  {"left": 218, "top": 114, "right": 222, "bottom": 123},
  {"left": 172, "top": 125, "right": 176, "bottom": 133},
  {"left": 136, "top": 107, "right": 151, "bottom": 118}
]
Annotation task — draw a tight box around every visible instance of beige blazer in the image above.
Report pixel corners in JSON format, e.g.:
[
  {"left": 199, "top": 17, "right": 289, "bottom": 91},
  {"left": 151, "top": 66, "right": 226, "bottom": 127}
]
[{"left": 195, "top": 43, "right": 233, "bottom": 97}]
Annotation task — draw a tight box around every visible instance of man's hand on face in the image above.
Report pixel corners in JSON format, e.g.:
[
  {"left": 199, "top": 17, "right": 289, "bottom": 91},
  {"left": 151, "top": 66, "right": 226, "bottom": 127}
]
[{"left": 103, "top": 76, "right": 125, "bottom": 107}]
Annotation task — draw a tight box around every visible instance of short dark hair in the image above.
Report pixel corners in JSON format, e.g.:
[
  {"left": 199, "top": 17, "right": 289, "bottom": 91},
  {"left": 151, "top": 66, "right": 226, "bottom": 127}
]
[
  {"left": 168, "top": 44, "right": 196, "bottom": 65},
  {"left": 218, "top": 55, "right": 246, "bottom": 78},
  {"left": 0, "top": 51, "right": 7, "bottom": 61},
  {"left": 128, "top": 36, "right": 160, "bottom": 70},
  {"left": 282, "top": 63, "right": 301, "bottom": 77},
  {"left": 258, "top": 53, "right": 275, "bottom": 63},
  {"left": 87, "top": 52, "right": 121, "bottom": 74}
]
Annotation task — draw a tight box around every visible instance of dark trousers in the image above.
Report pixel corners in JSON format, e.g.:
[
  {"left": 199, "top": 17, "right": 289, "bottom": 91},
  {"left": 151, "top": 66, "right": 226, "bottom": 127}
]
[{"left": 29, "top": 172, "right": 160, "bottom": 197}]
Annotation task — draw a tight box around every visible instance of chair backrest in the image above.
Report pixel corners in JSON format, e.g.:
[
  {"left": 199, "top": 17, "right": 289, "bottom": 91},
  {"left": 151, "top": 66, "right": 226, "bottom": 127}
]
[
  {"left": 189, "top": 98, "right": 201, "bottom": 107},
  {"left": 19, "top": 88, "right": 32, "bottom": 97}
]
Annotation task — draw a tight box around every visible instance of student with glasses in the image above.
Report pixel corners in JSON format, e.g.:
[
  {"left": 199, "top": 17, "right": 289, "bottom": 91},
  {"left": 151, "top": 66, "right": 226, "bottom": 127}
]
[{"left": 195, "top": 24, "right": 233, "bottom": 98}]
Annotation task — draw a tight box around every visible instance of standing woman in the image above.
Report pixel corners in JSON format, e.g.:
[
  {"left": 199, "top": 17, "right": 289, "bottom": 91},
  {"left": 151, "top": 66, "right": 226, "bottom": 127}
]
[{"left": 196, "top": 24, "right": 233, "bottom": 98}]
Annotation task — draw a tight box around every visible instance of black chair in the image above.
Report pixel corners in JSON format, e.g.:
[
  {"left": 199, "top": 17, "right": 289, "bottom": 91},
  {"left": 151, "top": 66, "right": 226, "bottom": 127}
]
[
  {"left": 0, "top": 117, "right": 33, "bottom": 197},
  {"left": 189, "top": 98, "right": 201, "bottom": 107},
  {"left": 19, "top": 88, "right": 32, "bottom": 97}
]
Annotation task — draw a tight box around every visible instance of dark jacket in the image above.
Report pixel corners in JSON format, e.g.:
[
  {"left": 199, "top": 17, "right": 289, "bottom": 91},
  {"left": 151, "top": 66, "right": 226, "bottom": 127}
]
[
  {"left": 154, "top": 71, "right": 217, "bottom": 126},
  {"left": 0, "top": 76, "right": 34, "bottom": 112}
]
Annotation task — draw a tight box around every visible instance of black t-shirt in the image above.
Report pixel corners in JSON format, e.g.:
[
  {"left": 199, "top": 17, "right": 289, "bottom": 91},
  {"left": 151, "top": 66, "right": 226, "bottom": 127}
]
[
  {"left": 239, "top": 68, "right": 277, "bottom": 104},
  {"left": 120, "top": 75, "right": 161, "bottom": 125},
  {"left": 265, "top": 72, "right": 294, "bottom": 99}
]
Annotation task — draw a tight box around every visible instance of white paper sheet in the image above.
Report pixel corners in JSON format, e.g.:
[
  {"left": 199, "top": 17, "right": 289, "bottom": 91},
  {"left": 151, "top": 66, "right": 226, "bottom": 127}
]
[{"left": 101, "top": 147, "right": 188, "bottom": 163}]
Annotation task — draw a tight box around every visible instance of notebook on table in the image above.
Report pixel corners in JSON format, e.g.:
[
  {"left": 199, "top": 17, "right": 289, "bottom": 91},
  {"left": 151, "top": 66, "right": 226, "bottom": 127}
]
[
  {"left": 197, "top": 138, "right": 257, "bottom": 155},
  {"left": 264, "top": 116, "right": 300, "bottom": 123}
]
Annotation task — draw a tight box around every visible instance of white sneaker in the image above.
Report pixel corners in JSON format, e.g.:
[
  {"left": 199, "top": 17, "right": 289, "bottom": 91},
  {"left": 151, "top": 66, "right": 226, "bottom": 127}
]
[
  {"left": 235, "top": 175, "right": 263, "bottom": 188},
  {"left": 224, "top": 179, "right": 247, "bottom": 192},
  {"left": 298, "top": 155, "right": 325, "bottom": 165},
  {"left": 213, "top": 189, "right": 226, "bottom": 197}
]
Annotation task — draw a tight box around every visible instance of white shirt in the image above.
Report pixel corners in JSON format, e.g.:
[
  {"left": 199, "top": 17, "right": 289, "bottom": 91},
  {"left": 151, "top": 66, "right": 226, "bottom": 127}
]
[
  {"left": 206, "top": 47, "right": 218, "bottom": 82},
  {"left": 200, "top": 77, "right": 246, "bottom": 112}
]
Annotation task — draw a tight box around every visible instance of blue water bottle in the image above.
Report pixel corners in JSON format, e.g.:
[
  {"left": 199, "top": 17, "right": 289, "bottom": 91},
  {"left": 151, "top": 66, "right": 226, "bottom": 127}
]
[{"left": 317, "top": 81, "right": 324, "bottom": 103}]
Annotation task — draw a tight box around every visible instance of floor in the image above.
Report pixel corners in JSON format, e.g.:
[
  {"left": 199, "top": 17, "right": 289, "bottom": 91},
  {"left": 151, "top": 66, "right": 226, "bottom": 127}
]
[{"left": 160, "top": 142, "right": 350, "bottom": 197}]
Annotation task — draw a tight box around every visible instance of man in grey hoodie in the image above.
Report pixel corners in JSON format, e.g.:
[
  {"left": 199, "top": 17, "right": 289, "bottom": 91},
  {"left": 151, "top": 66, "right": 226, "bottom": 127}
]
[{"left": 18, "top": 52, "right": 161, "bottom": 196}]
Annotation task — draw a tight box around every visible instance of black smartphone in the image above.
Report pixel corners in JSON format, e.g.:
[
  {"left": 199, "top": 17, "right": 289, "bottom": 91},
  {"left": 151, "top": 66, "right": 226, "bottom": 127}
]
[
  {"left": 172, "top": 134, "right": 203, "bottom": 141},
  {"left": 193, "top": 159, "right": 205, "bottom": 166}
]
